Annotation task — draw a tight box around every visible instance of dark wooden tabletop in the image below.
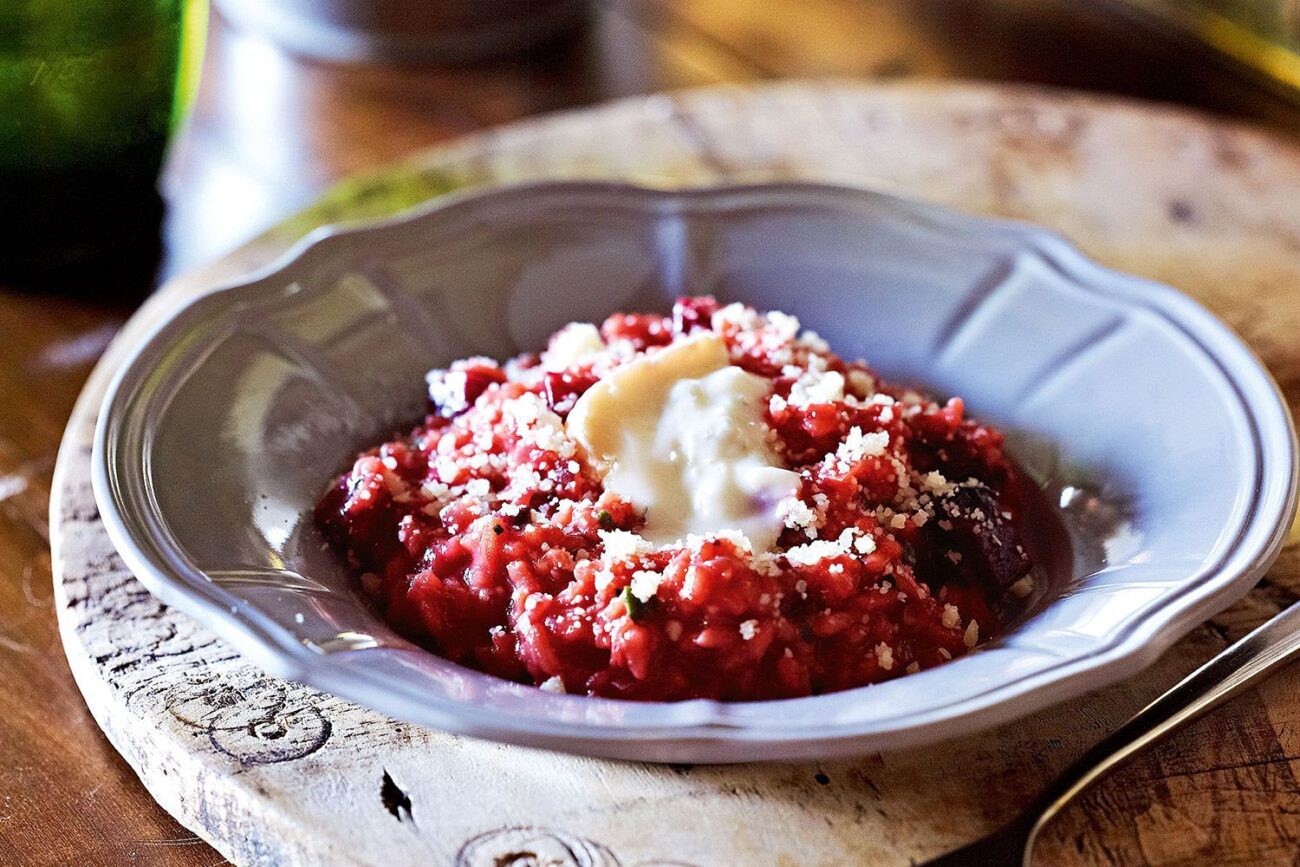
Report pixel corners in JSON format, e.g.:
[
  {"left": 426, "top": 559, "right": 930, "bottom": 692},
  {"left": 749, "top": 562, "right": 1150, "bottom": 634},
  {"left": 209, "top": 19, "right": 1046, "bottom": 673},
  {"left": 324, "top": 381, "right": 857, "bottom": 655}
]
[{"left": 3, "top": 2, "right": 1299, "bottom": 864}]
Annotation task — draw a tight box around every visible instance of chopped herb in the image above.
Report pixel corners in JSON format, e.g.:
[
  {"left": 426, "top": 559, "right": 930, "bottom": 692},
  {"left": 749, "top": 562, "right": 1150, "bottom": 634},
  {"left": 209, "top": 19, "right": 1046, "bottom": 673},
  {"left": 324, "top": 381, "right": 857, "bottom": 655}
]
[
  {"left": 621, "top": 586, "right": 645, "bottom": 622},
  {"left": 597, "top": 509, "right": 615, "bottom": 531}
]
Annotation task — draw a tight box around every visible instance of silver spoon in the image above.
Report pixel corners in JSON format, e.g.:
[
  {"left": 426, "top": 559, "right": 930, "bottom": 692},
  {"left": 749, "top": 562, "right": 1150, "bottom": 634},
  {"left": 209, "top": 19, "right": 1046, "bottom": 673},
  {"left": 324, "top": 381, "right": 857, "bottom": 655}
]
[{"left": 919, "top": 599, "right": 1300, "bottom": 866}]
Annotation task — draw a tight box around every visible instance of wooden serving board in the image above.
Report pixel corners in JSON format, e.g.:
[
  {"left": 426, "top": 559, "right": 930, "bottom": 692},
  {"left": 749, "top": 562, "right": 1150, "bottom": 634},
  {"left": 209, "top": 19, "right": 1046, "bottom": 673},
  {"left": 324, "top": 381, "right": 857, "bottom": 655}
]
[{"left": 51, "top": 81, "right": 1300, "bottom": 866}]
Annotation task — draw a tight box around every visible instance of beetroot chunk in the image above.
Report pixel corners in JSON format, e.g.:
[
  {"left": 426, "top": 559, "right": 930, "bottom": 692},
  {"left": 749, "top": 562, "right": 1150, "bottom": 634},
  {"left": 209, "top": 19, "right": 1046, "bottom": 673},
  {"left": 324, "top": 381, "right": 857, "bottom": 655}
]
[
  {"left": 543, "top": 369, "right": 599, "bottom": 418},
  {"left": 918, "top": 484, "right": 1031, "bottom": 592}
]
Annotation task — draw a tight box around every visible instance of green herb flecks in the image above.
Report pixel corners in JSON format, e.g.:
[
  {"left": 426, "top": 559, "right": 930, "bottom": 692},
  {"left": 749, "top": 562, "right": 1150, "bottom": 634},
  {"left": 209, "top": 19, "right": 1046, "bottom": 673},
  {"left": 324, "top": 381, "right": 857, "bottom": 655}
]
[{"left": 621, "top": 586, "right": 647, "bottom": 623}]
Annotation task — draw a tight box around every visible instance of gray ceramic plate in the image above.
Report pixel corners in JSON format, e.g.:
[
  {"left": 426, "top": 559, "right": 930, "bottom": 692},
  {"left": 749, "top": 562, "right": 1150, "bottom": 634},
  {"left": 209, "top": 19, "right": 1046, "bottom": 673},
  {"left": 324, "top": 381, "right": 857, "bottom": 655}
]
[{"left": 93, "top": 182, "right": 1297, "bottom": 762}]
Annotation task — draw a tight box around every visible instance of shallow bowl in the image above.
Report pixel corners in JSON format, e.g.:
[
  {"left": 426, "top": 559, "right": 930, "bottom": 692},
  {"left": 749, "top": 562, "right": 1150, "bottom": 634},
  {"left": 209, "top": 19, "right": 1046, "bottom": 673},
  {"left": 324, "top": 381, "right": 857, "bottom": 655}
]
[{"left": 93, "top": 182, "right": 1297, "bottom": 762}]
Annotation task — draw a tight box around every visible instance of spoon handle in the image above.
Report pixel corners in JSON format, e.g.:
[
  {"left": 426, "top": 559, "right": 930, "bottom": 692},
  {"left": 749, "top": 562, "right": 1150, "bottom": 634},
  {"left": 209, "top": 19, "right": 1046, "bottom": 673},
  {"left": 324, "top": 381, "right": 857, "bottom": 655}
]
[{"left": 1023, "top": 599, "right": 1300, "bottom": 862}]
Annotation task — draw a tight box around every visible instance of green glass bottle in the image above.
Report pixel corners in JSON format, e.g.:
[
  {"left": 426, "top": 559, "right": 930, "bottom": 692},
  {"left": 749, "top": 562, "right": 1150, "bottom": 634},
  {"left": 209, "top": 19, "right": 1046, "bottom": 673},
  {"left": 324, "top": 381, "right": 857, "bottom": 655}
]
[{"left": 0, "top": 0, "right": 205, "bottom": 293}]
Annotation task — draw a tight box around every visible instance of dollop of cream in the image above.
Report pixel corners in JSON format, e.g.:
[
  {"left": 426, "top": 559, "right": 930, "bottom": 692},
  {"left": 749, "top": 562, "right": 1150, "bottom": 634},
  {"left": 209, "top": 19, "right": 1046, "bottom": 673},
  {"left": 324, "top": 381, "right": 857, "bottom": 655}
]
[{"left": 567, "top": 334, "right": 799, "bottom": 551}]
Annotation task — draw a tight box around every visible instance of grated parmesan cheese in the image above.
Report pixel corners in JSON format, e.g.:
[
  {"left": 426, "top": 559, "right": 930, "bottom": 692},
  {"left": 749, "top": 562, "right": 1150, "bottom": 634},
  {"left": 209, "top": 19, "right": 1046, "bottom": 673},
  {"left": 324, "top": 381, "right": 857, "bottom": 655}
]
[
  {"left": 629, "top": 570, "right": 663, "bottom": 603},
  {"left": 788, "top": 366, "right": 846, "bottom": 408},
  {"left": 541, "top": 322, "right": 605, "bottom": 370},
  {"left": 778, "top": 496, "right": 818, "bottom": 533},
  {"left": 599, "top": 529, "right": 654, "bottom": 562},
  {"left": 785, "top": 539, "right": 844, "bottom": 566},
  {"left": 941, "top": 604, "right": 961, "bottom": 629}
]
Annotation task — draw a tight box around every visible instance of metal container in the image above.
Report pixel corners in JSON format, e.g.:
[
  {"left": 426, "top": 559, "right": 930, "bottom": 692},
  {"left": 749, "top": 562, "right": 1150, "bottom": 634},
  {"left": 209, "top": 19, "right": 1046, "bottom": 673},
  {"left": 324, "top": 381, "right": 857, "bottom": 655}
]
[{"left": 213, "top": 0, "right": 587, "bottom": 64}]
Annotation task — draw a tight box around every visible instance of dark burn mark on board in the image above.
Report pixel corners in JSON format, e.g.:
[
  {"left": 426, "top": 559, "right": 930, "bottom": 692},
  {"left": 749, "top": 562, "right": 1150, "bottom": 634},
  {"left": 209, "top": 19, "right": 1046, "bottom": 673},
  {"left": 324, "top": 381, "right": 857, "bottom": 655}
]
[
  {"left": 162, "top": 674, "right": 333, "bottom": 765},
  {"left": 208, "top": 705, "right": 331, "bottom": 765},
  {"left": 1167, "top": 198, "right": 1197, "bottom": 224},
  {"left": 381, "top": 770, "right": 414, "bottom": 823},
  {"left": 455, "top": 826, "right": 631, "bottom": 867}
]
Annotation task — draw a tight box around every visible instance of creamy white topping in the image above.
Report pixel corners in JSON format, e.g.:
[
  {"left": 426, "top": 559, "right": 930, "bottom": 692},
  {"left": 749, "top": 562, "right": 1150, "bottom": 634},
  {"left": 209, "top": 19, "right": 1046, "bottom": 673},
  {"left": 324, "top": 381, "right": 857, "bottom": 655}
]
[{"left": 567, "top": 334, "right": 799, "bottom": 551}]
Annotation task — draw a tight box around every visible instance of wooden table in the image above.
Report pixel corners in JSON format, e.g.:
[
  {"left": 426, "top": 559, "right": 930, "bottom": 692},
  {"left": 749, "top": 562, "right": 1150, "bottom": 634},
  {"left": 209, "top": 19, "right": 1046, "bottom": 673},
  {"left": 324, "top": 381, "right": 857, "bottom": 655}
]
[{"left": 5, "top": 3, "right": 1300, "bottom": 865}]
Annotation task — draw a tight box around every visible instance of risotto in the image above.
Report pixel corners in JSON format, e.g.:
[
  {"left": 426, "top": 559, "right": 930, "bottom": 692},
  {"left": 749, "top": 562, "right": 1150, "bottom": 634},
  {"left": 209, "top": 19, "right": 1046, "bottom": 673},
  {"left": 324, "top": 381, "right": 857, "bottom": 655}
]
[{"left": 316, "top": 297, "right": 1034, "bottom": 701}]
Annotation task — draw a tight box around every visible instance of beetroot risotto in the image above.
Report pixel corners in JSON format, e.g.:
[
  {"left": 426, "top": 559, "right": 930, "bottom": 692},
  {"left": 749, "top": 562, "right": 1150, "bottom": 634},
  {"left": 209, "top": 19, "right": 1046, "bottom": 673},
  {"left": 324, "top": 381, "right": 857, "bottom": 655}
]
[{"left": 317, "top": 297, "right": 1035, "bottom": 701}]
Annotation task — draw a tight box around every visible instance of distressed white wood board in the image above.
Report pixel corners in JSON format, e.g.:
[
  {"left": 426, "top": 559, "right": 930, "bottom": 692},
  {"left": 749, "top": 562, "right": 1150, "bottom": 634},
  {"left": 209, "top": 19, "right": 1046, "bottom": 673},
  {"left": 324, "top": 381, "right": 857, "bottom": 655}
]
[{"left": 51, "top": 81, "right": 1300, "bottom": 867}]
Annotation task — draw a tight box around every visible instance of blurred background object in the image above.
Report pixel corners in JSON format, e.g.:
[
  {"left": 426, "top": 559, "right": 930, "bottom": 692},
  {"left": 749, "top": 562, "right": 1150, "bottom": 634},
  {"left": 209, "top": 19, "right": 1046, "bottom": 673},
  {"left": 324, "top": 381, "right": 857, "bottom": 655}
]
[
  {"left": 1102, "top": 0, "right": 1300, "bottom": 100},
  {"left": 0, "top": 0, "right": 207, "bottom": 295},
  {"left": 12, "top": 0, "right": 1300, "bottom": 293},
  {"left": 213, "top": 0, "right": 588, "bottom": 63},
  {"left": 7, "top": 0, "right": 1298, "bottom": 292},
  {"left": 163, "top": 0, "right": 1300, "bottom": 280}
]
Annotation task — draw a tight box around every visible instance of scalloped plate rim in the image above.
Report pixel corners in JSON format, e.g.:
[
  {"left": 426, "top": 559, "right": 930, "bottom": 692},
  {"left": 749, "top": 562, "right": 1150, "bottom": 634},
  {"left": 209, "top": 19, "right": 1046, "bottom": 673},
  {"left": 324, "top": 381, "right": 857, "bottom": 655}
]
[{"left": 91, "top": 180, "right": 1298, "bottom": 760}]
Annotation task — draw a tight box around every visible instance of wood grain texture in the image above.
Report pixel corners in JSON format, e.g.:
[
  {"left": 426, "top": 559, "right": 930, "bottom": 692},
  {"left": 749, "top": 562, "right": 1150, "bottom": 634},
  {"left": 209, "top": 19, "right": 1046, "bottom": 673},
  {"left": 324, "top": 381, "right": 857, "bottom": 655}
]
[
  {"left": 47, "top": 81, "right": 1300, "bottom": 866},
  {"left": 0, "top": 292, "right": 224, "bottom": 867}
]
